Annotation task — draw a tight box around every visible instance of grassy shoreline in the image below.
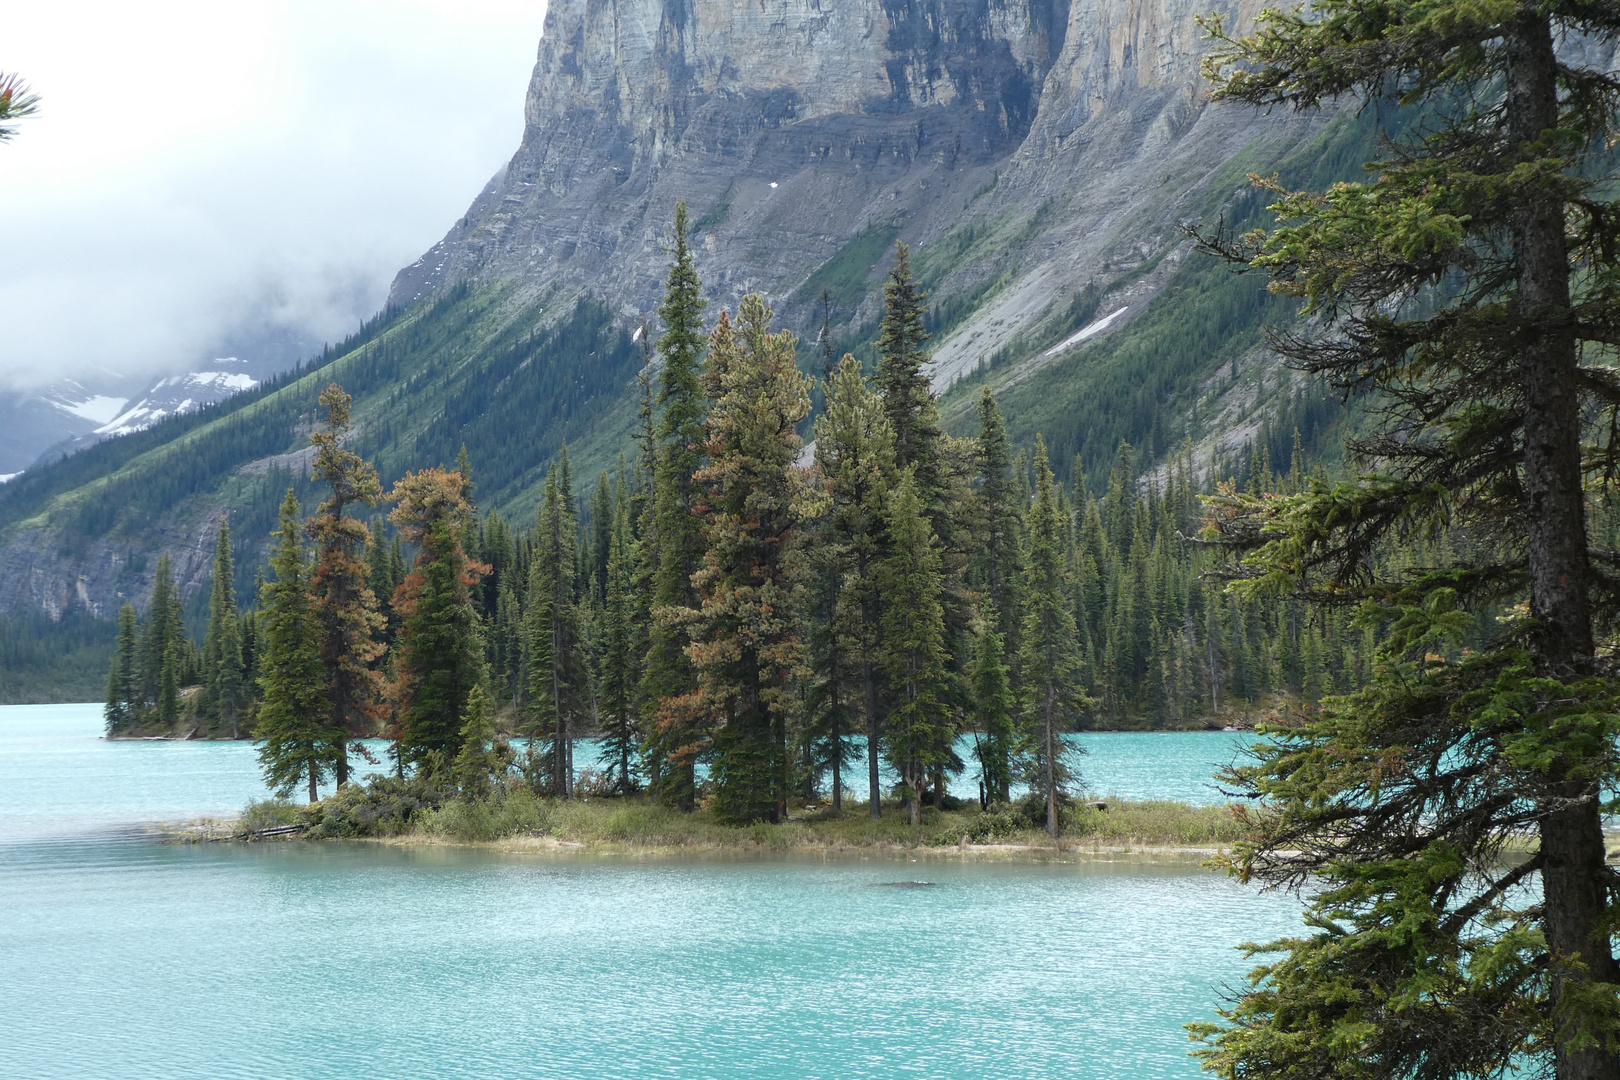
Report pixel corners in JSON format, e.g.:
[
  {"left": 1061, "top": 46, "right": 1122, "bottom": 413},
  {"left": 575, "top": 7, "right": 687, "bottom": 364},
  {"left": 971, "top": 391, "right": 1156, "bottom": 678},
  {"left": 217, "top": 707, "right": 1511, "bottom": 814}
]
[{"left": 174, "top": 790, "right": 1250, "bottom": 865}]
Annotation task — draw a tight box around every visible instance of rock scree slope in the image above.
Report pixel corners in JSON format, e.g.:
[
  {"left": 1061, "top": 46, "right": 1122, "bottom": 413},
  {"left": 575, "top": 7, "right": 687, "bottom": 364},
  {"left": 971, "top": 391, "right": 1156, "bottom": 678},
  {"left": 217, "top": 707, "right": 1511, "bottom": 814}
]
[{"left": 0, "top": 0, "right": 1338, "bottom": 620}]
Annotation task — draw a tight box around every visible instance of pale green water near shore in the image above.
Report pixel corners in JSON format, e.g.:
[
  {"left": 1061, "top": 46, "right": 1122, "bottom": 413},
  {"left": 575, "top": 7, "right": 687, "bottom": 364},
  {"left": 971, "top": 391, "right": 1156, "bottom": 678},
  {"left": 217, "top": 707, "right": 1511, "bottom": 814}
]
[
  {"left": 0, "top": 704, "right": 1253, "bottom": 840},
  {"left": 1, "top": 704, "right": 1297, "bottom": 1079}
]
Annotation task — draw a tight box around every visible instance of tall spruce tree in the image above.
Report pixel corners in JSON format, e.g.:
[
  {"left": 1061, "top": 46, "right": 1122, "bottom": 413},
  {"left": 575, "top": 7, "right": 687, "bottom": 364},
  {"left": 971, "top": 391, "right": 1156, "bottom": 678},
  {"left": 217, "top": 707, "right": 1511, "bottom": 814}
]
[
  {"left": 878, "top": 470, "right": 951, "bottom": 826},
  {"left": 974, "top": 387, "right": 1025, "bottom": 645},
  {"left": 1020, "top": 439, "right": 1085, "bottom": 836},
  {"left": 643, "top": 202, "right": 710, "bottom": 809},
  {"left": 590, "top": 470, "right": 612, "bottom": 604},
  {"left": 201, "top": 518, "right": 246, "bottom": 737},
  {"left": 972, "top": 387, "right": 1026, "bottom": 793},
  {"left": 684, "top": 298, "right": 814, "bottom": 824},
  {"left": 389, "top": 468, "right": 486, "bottom": 775},
  {"left": 308, "top": 384, "right": 386, "bottom": 786},
  {"left": 815, "top": 356, "right": 897, "bottom": 818},
  {"left": 969, "top": 609, "right": 1016, "bottom": 806},
  {"left": 255, "top": 490, "right": 338, "bottom": 802},
  {"left": 451, "top": 683, "right": 506, "bottom": 799},
  {"left": 103, "top": 603, "right": 138, "bottom": 734},
  {"left": 598, "top": 488, "right": 640, "bottom": 794},
  {"left": 1189, "top": 4, "right": 1620, "bottom": 1077},
  {"left": 367, "top": 521, "right": 403, "bottom": 647},
  {"left": 137, "top": 554, "right": 182, "bottom": 715},
  {"left": 876, "top": 242, "right": 943, "bottom": 514},
  {"left": 527, "top": 458, "right": 590, "bottom": 799}
]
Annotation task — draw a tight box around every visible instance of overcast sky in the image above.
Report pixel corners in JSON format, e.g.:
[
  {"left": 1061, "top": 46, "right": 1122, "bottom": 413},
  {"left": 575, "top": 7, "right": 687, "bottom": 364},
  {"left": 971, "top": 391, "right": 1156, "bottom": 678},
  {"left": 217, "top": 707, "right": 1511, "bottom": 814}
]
[{"left": 0, "top": 1, "right": 548, "bottom": 391}]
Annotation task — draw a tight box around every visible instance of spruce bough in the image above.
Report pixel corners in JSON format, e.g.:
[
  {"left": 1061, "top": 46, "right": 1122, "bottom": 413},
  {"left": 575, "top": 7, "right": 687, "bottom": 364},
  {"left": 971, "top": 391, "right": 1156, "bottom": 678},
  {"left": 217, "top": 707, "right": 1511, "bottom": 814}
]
[{"left": 1192, "top": 1, "right": 1620, "bottom": 1076}]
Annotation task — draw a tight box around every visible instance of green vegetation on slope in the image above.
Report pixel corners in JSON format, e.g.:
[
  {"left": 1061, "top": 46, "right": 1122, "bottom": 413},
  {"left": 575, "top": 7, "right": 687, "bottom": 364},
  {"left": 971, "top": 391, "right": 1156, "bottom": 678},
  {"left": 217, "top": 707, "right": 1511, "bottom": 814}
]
[
  {"left": 0, "top": 610, "right": 116, "bottom": 703},
  {"left": 939, "top": 107, "right": 1386, "bottom": 492},
  {"left": 0, "top": 286, "right": 640, "bottom": 591},
  {"left": 792, "top": 221, "right": 904, "bottom": 315}
]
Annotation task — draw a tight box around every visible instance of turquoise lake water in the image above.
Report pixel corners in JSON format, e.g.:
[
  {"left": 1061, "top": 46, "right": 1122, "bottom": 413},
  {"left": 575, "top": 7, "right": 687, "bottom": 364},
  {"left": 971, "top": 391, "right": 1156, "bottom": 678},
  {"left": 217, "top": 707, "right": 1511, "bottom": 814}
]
[{"left": 0, "top": 704, "right": 1300, "bottom": 1080}]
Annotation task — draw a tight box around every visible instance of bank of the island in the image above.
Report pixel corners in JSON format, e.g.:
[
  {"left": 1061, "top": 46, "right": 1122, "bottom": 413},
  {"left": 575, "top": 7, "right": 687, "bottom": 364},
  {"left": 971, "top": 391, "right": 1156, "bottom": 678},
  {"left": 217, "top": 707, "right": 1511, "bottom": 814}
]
[{"left": 174, "top": 776, "right": 1250, "bottom": 865}]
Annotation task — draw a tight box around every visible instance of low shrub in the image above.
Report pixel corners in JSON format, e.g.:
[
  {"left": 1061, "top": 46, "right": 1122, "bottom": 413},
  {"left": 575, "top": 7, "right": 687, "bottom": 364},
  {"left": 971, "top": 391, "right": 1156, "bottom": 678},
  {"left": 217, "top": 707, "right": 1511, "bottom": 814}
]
[
  {"left": 304, "top": 774, "right": 448, "bottom": 839},
  {"left": 239, "top": 798, "right": 302, "bottom": 833},
  {"left": 963, "top": 810, "right": 1028, "bottom": 843},
  {"left": 418, "top": 788, "right": 549, "bottom": 843}
]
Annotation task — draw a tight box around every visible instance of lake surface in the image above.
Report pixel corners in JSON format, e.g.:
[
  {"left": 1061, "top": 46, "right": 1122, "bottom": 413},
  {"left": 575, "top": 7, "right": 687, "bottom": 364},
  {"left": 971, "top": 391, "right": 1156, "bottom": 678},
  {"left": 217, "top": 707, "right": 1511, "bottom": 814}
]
[
  {"left": 1, "top": 704, "right": 1299, "bottom": 1080},
  {"left": 0, "top": 704, "right": 1256, "bottom": 841}
]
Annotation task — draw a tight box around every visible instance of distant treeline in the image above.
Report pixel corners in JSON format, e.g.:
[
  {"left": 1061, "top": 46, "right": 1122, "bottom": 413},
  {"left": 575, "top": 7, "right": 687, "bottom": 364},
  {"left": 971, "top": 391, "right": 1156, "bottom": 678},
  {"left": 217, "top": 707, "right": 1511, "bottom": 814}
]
[{"left": 103, "top": 205, "right": 1414, "bottom": 830}]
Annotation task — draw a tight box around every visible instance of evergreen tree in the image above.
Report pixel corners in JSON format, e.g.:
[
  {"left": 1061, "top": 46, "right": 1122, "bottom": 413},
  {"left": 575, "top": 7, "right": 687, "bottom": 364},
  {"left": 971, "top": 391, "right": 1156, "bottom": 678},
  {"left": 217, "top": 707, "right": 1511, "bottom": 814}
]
[
  {"left": 814, "top": 356, "right": 896, "bottom": 818},
  {"left": 103, "top": 603, "right": 138, "bottom": 734},
  {"left": 367, "top": 523, "right": 402, "bottom": 647},
  {"left": 598, "top": 491, "right": 640, "bottom": 794},
  {"left": 590, "top": 470, "right": 612, "bottom": 604},
  {"left": 969, "top": 610, "right": 1016, "bottom": 806},
  {"left": 1191, "top": 3, "right": 1620, "bottom": 1075},
  {"left": 451, "top": 684, "right": 507, "bottom": 799},
  {"left": 202, "top": 518, "right": 246, "bottom": 737},
  {"left": 643, "top": 202, "right": 710, "bottom": 809},
  {"left": 137, "top": 554, "right": 182, "bottom": 714},
  {"left": 389, "top": 469, "right": 486, "bottom": 775},
  {"left": 973, "top": 387, "right": 1025, "bottom": 649},
  {"left": 876, "top": 242, "right": 944, "bottom": 515},
  {"left": 255, "top": 490, "right": 338, "bottom": 802},
  {"left": 307, "top": 384, "right": 386, "bottom": 787},
  {"left": 1020, "top": 439, "right": 1086, "bottom": 835},
  {"left": 877, "top": 471, "right": 951, "bottom": 826},
  {"left": 684, "top": 297, "right": 814, "bottom": 824},
  {"left": 240, "top": 608, "right": 260, "bottom": 693},
  {"left": 492, "top": 579, "right": 524, "bottom": 710},
  {"left": 971, "top": 387, "right": 1026, "bottom": 791},
  {"left": 154, "top": 644, "right": 179, "bottom": 725},
  {"left": 526, "top": 458, "right": 590, "bottom": 799}
]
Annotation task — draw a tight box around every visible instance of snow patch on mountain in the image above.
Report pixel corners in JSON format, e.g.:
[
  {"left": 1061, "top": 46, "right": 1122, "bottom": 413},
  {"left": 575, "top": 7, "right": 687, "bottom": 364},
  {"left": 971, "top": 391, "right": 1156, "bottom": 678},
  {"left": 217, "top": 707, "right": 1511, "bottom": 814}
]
[{"left": 94, "top": 363, "right": 258, "bottom": 437}]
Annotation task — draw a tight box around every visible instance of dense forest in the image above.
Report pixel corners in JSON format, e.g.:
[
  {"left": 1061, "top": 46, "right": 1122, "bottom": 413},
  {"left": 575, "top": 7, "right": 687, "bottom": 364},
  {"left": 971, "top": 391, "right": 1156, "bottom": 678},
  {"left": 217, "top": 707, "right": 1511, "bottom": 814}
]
[
  {"left": 105, "top": 205, "right": 1406, "bottom": 830},
  {"left": 71, "top": 0, "right": 1620, "bottom": 1070}
]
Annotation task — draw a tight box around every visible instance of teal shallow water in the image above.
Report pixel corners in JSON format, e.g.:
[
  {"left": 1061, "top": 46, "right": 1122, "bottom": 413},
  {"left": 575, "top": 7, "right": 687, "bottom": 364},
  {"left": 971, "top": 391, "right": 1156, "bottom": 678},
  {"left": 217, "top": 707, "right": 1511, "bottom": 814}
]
[
  {"left": 0, "top": 705, "right": 1298, "bottom": 1079},
  {"left": 0, "top": 704, "right": 1255, "bottom": 840}
]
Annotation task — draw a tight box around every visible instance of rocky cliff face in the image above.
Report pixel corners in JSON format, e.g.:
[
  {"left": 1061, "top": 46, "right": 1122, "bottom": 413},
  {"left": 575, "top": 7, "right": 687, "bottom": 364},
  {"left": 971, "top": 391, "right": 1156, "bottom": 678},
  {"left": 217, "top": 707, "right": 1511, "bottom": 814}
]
[
  {"left": 0, "top": 0, "right": 1339, "bottom": 624},
  {"left": 391, "top": 0, "right": 1321, "bottom": 379}
]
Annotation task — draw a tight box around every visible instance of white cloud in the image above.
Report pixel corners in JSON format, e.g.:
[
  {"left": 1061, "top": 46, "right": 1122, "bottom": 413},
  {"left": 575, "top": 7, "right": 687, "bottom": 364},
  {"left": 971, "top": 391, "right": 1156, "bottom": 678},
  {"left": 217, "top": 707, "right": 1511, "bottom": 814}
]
[{"left": 0, "top": 0, "right": 548, "bottom": 389}]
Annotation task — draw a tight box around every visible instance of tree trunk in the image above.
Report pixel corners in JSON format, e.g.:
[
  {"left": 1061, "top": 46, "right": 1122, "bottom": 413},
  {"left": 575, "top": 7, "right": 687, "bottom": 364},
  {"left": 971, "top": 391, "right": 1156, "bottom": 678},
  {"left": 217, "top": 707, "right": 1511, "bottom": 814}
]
[
  {"left": 1044, "top": 685, "right": 1058, "bottom": 837},
  {"left": 1507, "top": 11, "right": 1619, "bottom": 1080},
  {"left": 1541, "top": 787, "right": 1620, "bottom": 1080},
  {"left": 553, "top": 627, "right": 565, "bottom": 799},
  {"left": 831, "top": 702, "right": 843, "bottom": 813},
  {"left": 908, "top": 759, "right": 919, "bottom": 827},
  {"left": 774, "top": 686, "right": 787, "bottom": 825},
  {"left": 864, "top": 661, "right": 881, "bottom": 819},
  {"left": 308, "top": 765, "right": 318, "bottom": 805}
]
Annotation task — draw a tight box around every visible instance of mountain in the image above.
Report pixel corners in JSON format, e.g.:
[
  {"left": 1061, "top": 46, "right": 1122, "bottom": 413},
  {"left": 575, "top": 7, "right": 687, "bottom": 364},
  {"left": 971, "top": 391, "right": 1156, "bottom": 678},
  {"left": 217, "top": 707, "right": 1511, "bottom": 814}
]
[
  {"left": 0, "top": 320, "right": 326, "bottom": 477},
  {"left": 0, "top": 363, "right": 260, "bottom": 479},
  {"left": 0, "top": 0, "right": 1362, "bottom": 626}
]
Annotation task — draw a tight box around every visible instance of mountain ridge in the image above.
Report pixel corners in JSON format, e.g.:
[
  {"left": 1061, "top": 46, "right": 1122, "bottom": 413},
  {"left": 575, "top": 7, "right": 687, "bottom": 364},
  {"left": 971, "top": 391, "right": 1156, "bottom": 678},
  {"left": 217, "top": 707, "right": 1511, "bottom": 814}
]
[{"left": 0, "top": 0, "right": 1342, "bottom": 625}]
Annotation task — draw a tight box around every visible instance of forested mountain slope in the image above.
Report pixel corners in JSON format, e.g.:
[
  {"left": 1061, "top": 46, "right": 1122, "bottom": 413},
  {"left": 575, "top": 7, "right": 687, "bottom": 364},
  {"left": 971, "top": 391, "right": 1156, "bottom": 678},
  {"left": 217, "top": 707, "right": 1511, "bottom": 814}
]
[{"left": 0, "top": 0, "right": 1346, "bottom": 629}]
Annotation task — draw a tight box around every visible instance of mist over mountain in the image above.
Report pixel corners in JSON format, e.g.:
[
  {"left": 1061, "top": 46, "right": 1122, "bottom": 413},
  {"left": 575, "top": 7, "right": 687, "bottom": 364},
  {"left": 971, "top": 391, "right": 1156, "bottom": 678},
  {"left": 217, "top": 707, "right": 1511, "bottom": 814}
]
[{"left": 0, "top": 0, "right": 1355, "bottom": 623}]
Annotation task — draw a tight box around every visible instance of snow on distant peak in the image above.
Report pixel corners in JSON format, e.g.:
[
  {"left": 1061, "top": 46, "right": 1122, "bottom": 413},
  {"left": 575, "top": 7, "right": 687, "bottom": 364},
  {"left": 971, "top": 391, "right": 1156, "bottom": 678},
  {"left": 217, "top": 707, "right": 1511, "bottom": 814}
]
[
  {"left": 55, "top": 394, "right": 130, "bottom": 426},
  {"left": 89, "top": 362, "right": 259, "bottom": 437},
  {"left": 96, "top": 403, "right": 168, "bottom": 436},
  {"left": 188, "top": 371, "right": 256, "bottom": 391},
  {"left": 0, "top": 473, "right": 19, "bottom": 484}
]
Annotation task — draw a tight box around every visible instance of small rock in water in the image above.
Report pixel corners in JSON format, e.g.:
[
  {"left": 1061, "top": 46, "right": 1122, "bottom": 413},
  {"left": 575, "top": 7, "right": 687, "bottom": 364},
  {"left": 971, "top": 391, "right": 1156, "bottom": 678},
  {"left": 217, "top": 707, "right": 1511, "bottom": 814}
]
[{"left": 876, "top": 880, "right": 937, "bottom": 889}]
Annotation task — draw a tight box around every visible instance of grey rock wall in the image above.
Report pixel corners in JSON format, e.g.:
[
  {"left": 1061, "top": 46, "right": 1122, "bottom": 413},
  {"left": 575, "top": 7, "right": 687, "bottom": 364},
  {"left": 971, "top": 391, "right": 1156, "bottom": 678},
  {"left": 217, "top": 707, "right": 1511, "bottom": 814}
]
[{"left": 388, "top": 0, "right": 1321, "bottom": 368}]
